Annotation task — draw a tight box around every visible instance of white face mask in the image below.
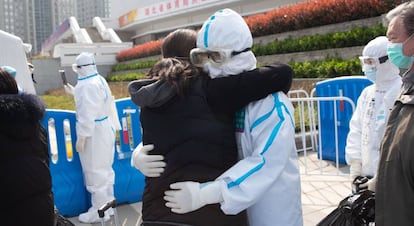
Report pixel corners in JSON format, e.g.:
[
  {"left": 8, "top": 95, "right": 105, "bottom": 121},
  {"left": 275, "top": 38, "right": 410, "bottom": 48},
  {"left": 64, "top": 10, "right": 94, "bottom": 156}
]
[{"left": 364, "top": 68, "right": 376, "bottom": 82}]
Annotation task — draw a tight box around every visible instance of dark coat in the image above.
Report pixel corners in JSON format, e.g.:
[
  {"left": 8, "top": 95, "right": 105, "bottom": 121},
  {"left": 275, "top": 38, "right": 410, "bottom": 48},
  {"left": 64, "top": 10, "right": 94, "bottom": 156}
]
[
  {"left": 129, "top": 64, "right": 293, "bottom": 226},
  {"left": 375, "top": 71, "right": 414, "bottom": 226},
  {"left": 0, "top": 93, "right": 54, "bottom": 226}
]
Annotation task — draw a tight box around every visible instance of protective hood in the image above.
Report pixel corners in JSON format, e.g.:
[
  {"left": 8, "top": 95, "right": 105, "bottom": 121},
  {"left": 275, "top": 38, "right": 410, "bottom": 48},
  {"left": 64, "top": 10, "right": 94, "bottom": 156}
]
[
  {"left": 197, "top": 8, "right": 256, "bottom": 78},
  {"left": 73, "top": 52, "right": 98, "bottom": 78},
  {"left": 362, "top": 36, "right": 400, "bottom": 88},
  {"left": 128, "top": 79, "right": 176, "bottom": 108}
]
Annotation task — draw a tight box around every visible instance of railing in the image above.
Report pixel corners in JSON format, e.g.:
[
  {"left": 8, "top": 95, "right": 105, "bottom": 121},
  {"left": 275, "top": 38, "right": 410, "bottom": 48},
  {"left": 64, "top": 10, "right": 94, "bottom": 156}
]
[
  {"left": 289, "top": 89, "right": 355, "bottom": 176},
  {"left": 44, "top": 88, "right": 359, "bottom": 215}
]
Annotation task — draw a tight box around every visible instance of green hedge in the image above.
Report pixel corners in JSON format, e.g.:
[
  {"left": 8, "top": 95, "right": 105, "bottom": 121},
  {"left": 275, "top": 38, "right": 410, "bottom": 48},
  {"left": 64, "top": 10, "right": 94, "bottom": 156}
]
[
  {"left": 290, "top": 58, "right": 361, "bottom": 78},
  {"left": 253, "top": 24, "right": 386, "bottom": 56},
  {"left": 112, "top": 60, "right": 159, "bottom": 72},
  {"left": 107, "top": 58, "right": 362, "bottom": 81},
  {"left": 107, "top": 72, "right": 147, "bottom": 82}
]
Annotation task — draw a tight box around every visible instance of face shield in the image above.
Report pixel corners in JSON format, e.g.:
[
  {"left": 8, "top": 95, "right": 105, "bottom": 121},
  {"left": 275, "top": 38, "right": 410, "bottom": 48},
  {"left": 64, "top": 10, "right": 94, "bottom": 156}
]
[
  {"left": 359, "top": 55, "right": 388, "bottom": 72},
  {"left": 190, "top": 47, "right": 251, "bottom": 67}
]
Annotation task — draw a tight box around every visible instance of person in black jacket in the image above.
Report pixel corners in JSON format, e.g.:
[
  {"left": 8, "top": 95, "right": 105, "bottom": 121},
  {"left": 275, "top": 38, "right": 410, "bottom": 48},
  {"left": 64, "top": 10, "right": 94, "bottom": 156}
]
[
  {"left": 128, "top": 28, "right": 293, "bottom": 226},
  {"left": 0, "top": 68, "right": 54, "bottom": 226}
]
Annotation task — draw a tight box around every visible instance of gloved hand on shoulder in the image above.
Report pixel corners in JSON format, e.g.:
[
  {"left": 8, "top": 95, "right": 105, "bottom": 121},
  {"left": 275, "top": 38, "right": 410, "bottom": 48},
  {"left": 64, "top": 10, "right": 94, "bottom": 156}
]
[
  {"left": 64, "top": 83, "right": 74, "bottom": 96},
  {"left": 164, "top": 180, "right": 223, "bottom": 214},
  {"left": 131, "top": 143, "right": 166, "bottom": 177},
  {"left": 76, "top": 136, "right": 86, "bottom": 153}
]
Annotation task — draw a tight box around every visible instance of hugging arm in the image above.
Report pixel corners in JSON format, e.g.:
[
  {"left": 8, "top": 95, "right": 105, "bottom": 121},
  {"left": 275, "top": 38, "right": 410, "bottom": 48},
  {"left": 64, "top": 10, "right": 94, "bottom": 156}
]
[{"left": 206, "top": 63, "right": 293, "bottom": 114}]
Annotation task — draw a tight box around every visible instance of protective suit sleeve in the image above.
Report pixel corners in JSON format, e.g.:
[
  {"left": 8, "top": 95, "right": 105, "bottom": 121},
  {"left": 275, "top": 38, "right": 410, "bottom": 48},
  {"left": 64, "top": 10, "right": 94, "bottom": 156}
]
[
  {"left": 217, "top": 93, "right": 296, "bottom": 215},
  {"left": 74, "top": 82, "right": 104, "bottom": 137},
  {"left": 206, "top": 64, "right": 293, "bottom": 114},
  {"left": 109, "top": 95, "right": 121, "bottom": 131},
  {"left": 64, "top": 83, "right": 74, "bottom": 96},
  {"left": 345, "top": 89, "right": 367, "bottom": 167}
]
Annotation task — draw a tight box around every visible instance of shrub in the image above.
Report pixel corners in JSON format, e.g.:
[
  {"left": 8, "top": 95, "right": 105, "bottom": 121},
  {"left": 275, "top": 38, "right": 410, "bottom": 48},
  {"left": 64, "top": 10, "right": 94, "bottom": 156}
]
[
  {"left": 252, "top": 24, "right": 386, "bottom": 56},
  {"left": 107, "top": 72, "right": 147, "bottom": 82},
  {"left": 246, "top": 0, "right": 402, "bottom": 37},
  {"left": 289, "top": 58, "right": 361, "bottom": 78},
  {"left": 112, "top": 60, "right": 159, "bottom": 71},
  {"left": 116, "top": 39, "right": 162, "bottom": 62},
  {"left": 115, "top": 0, "right": 401, "bottom": 62}
]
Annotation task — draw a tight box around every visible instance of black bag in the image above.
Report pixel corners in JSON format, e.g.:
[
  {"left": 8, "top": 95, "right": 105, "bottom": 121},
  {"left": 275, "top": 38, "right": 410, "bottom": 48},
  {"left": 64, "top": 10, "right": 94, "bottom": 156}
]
[{"left": 316, "top": 190, "right": 375, "bottom": 226}]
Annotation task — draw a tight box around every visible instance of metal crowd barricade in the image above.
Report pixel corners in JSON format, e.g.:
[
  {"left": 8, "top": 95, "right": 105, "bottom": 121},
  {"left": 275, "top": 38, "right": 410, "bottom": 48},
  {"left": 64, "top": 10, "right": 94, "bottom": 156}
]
[{"left": 289, "top": 92, "right": 356, "bottom": 176}]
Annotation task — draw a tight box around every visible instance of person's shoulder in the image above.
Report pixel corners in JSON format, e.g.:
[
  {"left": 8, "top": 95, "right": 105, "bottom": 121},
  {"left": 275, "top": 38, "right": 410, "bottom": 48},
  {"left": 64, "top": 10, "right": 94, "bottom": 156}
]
[
  {"left": 128, "top": 78, "right": 158, "bottom": 94},
  {"left": 0, "top": 93, "right": 45, "bottom": 122}
]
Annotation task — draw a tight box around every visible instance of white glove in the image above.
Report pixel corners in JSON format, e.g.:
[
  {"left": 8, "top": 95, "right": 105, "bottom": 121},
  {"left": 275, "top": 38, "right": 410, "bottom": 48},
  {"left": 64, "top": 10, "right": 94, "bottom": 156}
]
[
  {"left": 349, "top": 161, "right": 362, "bottom": 180},
  {"left": 367, "top": 176, "right": 377, "bottom": 192},
  {"left": 76, "top": 136, "right": 86, "bottom": 153},
  {"left": 356, "top": 176, "right": 377, "bottom": 192},
  {"left": 164, "top": 180, "right": 223, "bottom": 214},
  {"left": 64, "top": 83, "right": 74, "bottom": 95},
  {"left": 131, "top": 143, "right": 166, "bottom": 177}
]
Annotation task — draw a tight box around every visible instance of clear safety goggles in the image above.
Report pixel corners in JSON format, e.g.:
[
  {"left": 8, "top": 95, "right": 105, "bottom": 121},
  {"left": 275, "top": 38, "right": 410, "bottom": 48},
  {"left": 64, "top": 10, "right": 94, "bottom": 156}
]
[
  {"left": 190, "top": 47, "right": 251, "bottom": 67},
  {"left": 72, "top": 63, "right": 95, "bottom": 72},
  {"left": 358, "top": 55, "right": 388, "bottom": 71}
]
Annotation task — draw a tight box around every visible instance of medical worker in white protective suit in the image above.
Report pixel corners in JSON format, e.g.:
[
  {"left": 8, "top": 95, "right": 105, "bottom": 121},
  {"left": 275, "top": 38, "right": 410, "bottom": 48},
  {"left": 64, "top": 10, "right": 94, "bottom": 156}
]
[
  {"left": 71, "top": 52, "right": 120, "bottom": 223},
  {"left": 345, "top": 36, "right": 402, "bottom": 192},
  {"left": 133, "top": 9, "right": 303, "bottom": 226}
]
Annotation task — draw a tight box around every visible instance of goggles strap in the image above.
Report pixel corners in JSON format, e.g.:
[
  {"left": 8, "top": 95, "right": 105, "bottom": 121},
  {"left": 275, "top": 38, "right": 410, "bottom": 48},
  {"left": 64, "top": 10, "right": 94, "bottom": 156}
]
[
  {"left": 378, "top": 55, "right": 388, "bottom": 64},
  {"left": 231, "top": 47, "right": 251, "bottom": 56},
  {"left": 77, "top": 63, "right": 95, "bottom": 68}
]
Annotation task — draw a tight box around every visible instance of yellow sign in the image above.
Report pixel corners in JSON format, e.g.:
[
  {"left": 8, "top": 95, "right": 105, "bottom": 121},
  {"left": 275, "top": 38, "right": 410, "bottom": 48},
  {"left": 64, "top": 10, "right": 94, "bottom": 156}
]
[{"left": 119, "top": 9, "right": 138, "bottom": 27}]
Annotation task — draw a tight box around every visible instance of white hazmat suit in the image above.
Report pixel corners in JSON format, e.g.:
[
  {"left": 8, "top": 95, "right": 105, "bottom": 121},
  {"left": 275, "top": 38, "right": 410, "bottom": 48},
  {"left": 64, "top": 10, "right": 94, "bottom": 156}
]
[
  {"left": 72, "top": 52, "right": 117, "bottom": 223},
  {"left": 345, "top": 36, "right": 402, "bottom": 187},
  {"left": 163, "top": 9, "right": 303, "bottom": 226}
]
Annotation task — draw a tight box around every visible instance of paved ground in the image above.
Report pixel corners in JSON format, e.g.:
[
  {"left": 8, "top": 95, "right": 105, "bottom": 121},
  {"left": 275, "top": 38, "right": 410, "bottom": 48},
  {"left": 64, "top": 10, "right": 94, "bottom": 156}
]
[{"left": 69, "top": 151, "right": 352, "bottom": 226}]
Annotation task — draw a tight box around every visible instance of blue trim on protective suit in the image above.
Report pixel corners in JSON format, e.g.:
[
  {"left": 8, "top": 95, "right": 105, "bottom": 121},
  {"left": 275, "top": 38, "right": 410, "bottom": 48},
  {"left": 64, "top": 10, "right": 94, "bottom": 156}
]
[
  {"left": 203, "top": 15, "right": 215, "bottom": 48},
  {"left": 282, "top": 102, "right": 295, "bottom": 129},
  {"left": 203, "top": 9, "right": 223, "bottom": 48},
  {"left": 227, "top": 93, "right": 288, "bottom": 188},
  {"left": 78, "top": 73, "right": 98, "bottom": 81},
  {"left": 76, "top": 115, "right": 108, "bottom": 123},
  {"left": 95, "top": 116, "right": 108, "bottom": 122}
]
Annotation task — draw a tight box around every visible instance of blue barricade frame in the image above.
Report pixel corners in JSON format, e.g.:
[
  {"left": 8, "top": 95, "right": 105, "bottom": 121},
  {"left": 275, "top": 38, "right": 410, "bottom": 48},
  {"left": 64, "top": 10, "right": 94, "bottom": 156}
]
[
  {"left": 316, "top": 76, "right": 372, "bottom": 164},
  {"left": 41, "top": 109, "right": 89, "bottom": 217},
  {"left": 113, "top": 97, "right": 145, "bottom": 204},
  {"left": 42, "top": 97, "right": 145, "bottom": 217}
]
